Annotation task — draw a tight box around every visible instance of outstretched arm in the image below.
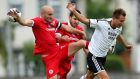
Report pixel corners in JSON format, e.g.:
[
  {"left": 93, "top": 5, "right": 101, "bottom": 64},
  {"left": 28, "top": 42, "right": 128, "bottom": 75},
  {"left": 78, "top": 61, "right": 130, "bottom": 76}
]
[
  {"left": 67, "top": 3, "right": 90, "bottom": 26},
  {"left": 7, "top": 8, "right": 33, "bottom": 27},
  {"left": 60, "top": 24, "right": 86, "bottom": 39},
  {"left": 117, "top": 35, "right": 132, "bottom": 49}
]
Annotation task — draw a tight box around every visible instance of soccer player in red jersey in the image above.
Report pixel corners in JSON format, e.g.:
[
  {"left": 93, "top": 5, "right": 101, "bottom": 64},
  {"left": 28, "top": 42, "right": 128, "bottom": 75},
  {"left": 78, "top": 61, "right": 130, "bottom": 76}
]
[
  {"left": 56, "top": 9, "right": 86, "bottom": 79},
  {"left": 8, "top": 5, "right": 87, "bottom": 79}
]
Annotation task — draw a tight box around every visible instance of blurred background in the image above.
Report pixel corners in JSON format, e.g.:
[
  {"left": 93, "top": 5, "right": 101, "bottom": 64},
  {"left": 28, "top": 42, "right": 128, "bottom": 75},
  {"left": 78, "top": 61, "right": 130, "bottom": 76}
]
[{"left": 0, "top": 0, "right": 140, "bottom": 79}]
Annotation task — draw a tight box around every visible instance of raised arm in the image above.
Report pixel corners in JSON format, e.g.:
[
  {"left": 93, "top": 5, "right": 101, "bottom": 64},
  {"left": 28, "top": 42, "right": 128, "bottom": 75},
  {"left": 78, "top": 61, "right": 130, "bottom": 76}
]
[
  {"left": 67, "top": 3, "right": 90, "bottom": 25},
  {"left": 60, "top": 24, "right": 86, "bottom": 39},
  {"left": 7, "top": 8, "right": 33, "bottom": 27}
]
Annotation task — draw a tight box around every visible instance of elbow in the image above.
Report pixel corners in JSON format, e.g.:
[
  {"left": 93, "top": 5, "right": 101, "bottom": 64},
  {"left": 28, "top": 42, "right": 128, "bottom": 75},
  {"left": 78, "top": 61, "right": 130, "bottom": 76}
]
[{"left": 19, "top": 22, "right": 27, "bottom": 26}]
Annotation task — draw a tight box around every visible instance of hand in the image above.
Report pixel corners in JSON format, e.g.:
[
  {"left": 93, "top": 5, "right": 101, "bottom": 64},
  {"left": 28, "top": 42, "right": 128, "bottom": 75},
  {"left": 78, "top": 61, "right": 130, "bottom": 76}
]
[
  {"left": 7, "top": 8, "right": 20, "bottom": 19},
  {"left": 81, "top": 32, "right": 86, "bottom": 40},
  {"left": 69, "top": 37, "right": 79, "bottom": 41},
  {"left": 125, "top": 45, "right": 132, "bottom": 49},
  {"left": 61, "top": 35, "right": 71, "bottom": 42},
  {"left": 67, "top": 3, "right": 76, "bottom": 12},
  {"left": 55, "top": 33, "right": 62, "bottom": 39},
  {"left": 125, "top": 45, "right": 132, "bottom": 53},
  {"left": 55, "top": 33, "right": 62, "bottom": 42}
]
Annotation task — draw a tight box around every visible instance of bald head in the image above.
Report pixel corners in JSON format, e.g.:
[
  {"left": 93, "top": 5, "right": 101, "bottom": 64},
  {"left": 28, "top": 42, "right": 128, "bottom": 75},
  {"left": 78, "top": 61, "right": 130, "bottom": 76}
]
[
  {"left": 40, "top": 5, "right": 54, "bottom": 22},
  {"left": 41, "top": 5, "right": 54, "bottom": 13}
]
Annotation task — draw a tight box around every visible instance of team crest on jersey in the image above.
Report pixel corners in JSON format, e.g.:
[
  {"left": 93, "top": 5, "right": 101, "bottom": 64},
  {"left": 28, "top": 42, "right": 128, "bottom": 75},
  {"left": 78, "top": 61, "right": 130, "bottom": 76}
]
[{"left": 49, "top": 69, "right": 54, "bottom": 74}]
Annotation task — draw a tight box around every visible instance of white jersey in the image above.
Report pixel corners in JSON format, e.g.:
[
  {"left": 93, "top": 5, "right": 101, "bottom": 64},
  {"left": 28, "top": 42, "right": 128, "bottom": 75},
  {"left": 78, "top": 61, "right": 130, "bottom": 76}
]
[{"left": 88, "top": 18, "right": 122, "bottom": 57}]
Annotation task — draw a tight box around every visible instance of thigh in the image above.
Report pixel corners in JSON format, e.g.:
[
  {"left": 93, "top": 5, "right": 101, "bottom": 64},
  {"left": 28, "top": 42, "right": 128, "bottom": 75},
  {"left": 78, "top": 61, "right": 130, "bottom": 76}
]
[
  {"left": 42, "top": 53, "right": 60, "bottom": 78},
  {"left": 86, "top": 70, "right": 94, "bottom": 79},
  {"left": 58, "top": 58, "right": 73, "bottom": 79},
  {"left": 96, "top": 70, "right": 109, "bottom": 79},
  {"left": 68, "top": 40, "right": 86, "bottom": 56},
  {"left": 87, "top": 52, "right": 106, "bottom": 75}
]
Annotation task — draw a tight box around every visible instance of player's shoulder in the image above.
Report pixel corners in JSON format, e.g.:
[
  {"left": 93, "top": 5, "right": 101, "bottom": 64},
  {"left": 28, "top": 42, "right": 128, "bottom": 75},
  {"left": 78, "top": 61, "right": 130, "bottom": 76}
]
[
  {"left": 32, "top": 16, "right": 43, "bottom": 22},
  {"left": 97, "top": 18, "right": 111, "bottom": 25},
  {"left": 32, "top": 16, "right": 41, "bottom": 20},
  {"left": 97, "top": 18, "right": 111, "bottom": 22}
]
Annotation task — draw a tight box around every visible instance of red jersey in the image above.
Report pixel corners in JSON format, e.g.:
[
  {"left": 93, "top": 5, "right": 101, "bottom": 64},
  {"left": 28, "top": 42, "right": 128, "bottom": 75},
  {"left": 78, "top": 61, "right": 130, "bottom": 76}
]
[
  {"left": 57, "top": 22, "right": 84, "bottom": 79},
  {"left": 32, "top": 17, "right": 60, "bottom": 55}
]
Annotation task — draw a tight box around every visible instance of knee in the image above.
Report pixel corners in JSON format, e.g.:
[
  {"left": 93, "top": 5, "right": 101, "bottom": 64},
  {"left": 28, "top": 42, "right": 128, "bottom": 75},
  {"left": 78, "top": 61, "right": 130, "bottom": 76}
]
[
  {"left": 99, "top": 74, "right": 109, "bottom": 79},
  {"left": 103, "top": 75, "right": 109, "bottom": 79},
  {"left": 86, "top": 73, "right": 94, "bottom": 79},
  {"left": 77, "top": 40, "right": 86, "bottom": 47}
]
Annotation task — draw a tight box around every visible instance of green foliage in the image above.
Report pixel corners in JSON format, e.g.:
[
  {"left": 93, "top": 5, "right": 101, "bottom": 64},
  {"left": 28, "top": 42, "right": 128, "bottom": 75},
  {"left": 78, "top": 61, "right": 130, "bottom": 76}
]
[
  {"left": 86, "top": 0, "right": 113, "bottom": 19},
  {"left": 22, "top": 41, "right": 45, "bottom": 76},
  {"left": 0, "top": 33, "right": 6, "bottom": 58},
  {"left": 114, "top": 42, "right": 125, "bottom": 55},
  {"left": 104, "top": 55, "right": 126, "bottom": 72},
  {"left": 22, "top": 41, "right": 42, "bottom": 62},
  {"left": 0, "top": 20, "right": 16, "bottom": 60},
  {"left": 22, "top": 41, "right": 34, "bottom": 61},
  {"left": 86, "top": 0, "right": 113, "bottom": 40}
]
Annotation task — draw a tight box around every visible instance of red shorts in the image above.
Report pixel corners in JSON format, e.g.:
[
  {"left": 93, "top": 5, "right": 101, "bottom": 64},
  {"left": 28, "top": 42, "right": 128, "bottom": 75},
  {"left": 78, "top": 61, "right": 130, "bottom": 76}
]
[
  {"left": 58, "top": 56, "right": 74, "bottom": 79},
  {"left": 58, "top": 43, "right": 74, "bottom": 79},
  {"left": 59, "top": 44, "right": 69, "bottom": 62},
  {"left": 41, "top": 47, "right": 60, "bottom": 78}
]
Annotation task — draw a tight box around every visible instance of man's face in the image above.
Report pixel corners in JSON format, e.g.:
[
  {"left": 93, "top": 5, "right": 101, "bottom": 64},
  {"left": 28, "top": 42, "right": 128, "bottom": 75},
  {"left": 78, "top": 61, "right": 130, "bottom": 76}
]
[
  {"left": 113, "top": 15, "right": 125, "bottom": 27},
  {"left": 69, "top": 15, "right": 79, "bottom": 28},
  {"left": 43, "top": 9, "right": 54, "bottom": 22}
]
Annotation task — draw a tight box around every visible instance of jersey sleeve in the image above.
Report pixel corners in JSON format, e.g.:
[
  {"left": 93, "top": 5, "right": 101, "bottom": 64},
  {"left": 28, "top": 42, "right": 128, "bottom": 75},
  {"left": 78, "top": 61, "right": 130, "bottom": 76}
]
[
  {"left": 31, "top": 17, "right": 39, "bottom": 27},
  {"left": 89, "top": 19, "right": 99, "bottom": 28},
  {"left": 30, "top": 20, "right": 34, "bottom": 27}
]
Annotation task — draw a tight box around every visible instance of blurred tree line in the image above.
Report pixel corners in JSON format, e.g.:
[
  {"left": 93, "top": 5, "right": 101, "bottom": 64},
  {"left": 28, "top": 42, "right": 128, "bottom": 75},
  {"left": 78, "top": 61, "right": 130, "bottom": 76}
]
[
  {"left": 23, "top": 41, "right": 45, "bottom": 76},
  {"left": 0, "top": 20, "right": 16, "bottom": 66},
  {"left": 86, "top": 0, "right": 112, "bottom": 39}
]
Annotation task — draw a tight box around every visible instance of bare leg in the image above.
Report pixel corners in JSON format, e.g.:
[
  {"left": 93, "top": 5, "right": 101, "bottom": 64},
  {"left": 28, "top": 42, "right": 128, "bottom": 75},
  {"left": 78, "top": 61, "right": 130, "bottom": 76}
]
[
  {"left": 68, "top": 40, "right": 86, "bottom": 56},
  {"left": 80, "top": 70, "right": 94, "bottom": 79},
  {"left": 86, "top": 70, "right": 94, "bottom": 79},
  {"left": 48, "top": 75, "right": 57, "bottom": 79},
  {"left": 96, "top": 71, "right": 109, "bottom": 79}
]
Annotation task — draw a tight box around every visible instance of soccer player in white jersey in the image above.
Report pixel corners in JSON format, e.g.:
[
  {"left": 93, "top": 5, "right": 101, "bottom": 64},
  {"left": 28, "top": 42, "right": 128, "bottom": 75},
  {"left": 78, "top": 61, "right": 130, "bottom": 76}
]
[{"left": 67, "top": 3, "right": 132, "bottom": 79}]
